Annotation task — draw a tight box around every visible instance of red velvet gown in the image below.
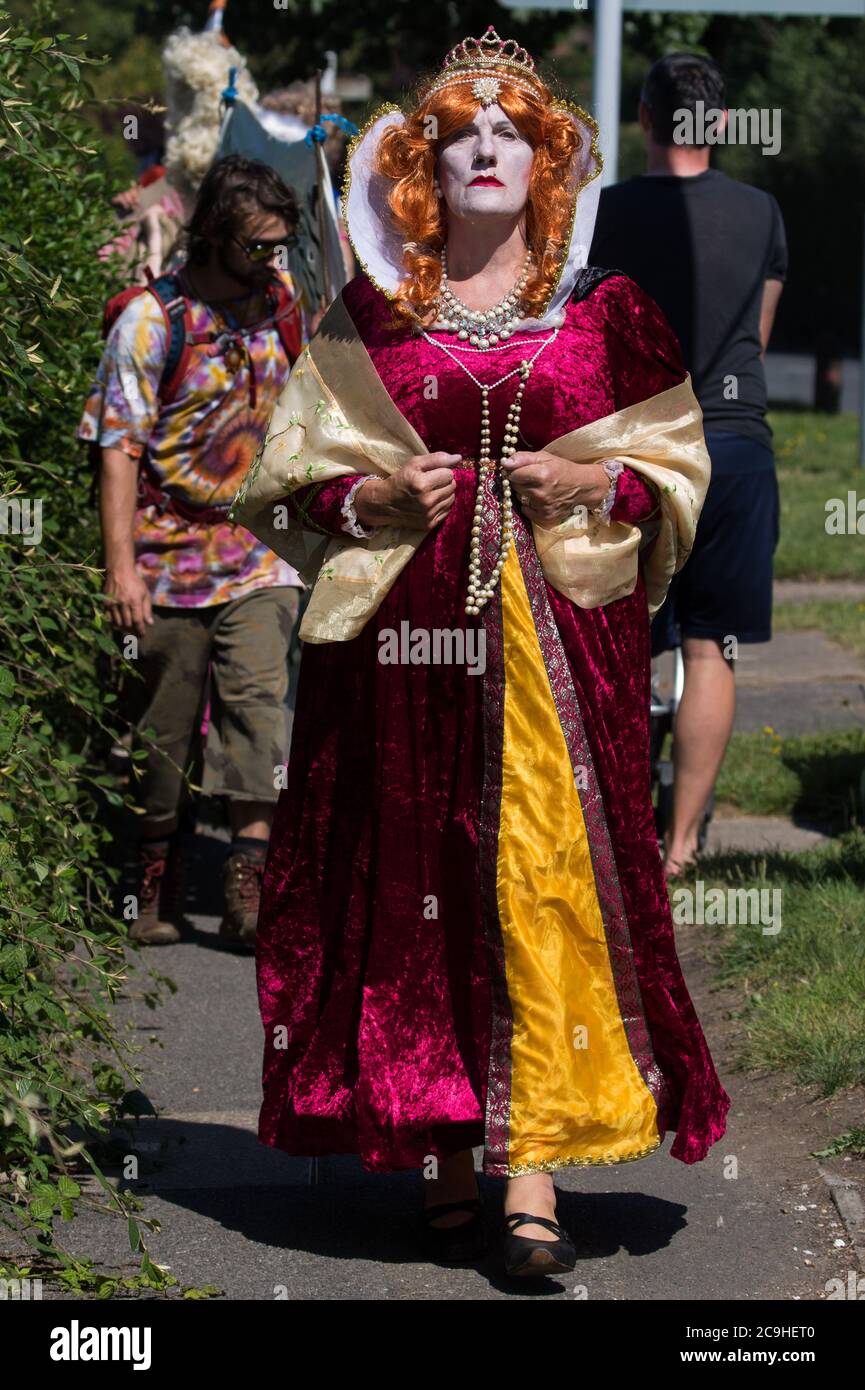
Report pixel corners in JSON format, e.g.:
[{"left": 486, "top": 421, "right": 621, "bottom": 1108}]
[{"left": 254, "top": 270, "right": 731, "bottom": 1177}]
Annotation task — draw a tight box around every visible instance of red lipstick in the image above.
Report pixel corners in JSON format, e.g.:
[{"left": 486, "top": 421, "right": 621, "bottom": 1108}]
[{"left": 469, "top": 175, "right": 504, "bottom": 187}]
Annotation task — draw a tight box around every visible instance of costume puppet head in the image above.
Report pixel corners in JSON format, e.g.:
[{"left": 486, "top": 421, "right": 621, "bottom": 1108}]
[
  {"left": 341, "top": 26, "right": 603, "bottom": 331},
  {"left": 163, "top": 26, "right": 259, "bottom": 205}
]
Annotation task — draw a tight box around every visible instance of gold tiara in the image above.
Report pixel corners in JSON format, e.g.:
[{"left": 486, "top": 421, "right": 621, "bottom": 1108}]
[{"left": 424, "top": 25, "right": 542, "bottom": 106}]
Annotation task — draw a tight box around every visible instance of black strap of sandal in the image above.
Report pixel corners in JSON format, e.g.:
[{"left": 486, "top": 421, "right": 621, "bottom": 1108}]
[
  {"left": 505, "top": 1211, "right": 570, "bottom": 1241},
  {"left": 423, "top": 1197, "right": 481, "bottom": 1223}
]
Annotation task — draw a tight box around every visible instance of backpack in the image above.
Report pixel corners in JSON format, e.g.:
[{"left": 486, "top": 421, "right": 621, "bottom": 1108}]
[{"left": 100, "top": 265, "right": 303, "bottom": 406}]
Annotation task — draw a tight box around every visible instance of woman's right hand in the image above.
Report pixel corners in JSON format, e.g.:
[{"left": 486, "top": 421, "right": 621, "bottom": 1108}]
[{"left": 354, "top": 453, "right": 460, "bottom": 532}]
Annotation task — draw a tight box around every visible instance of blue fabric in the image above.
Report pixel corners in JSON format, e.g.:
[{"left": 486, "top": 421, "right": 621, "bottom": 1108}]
[{"left": 651, "top": 429, "right": 779, "bottom": 652}]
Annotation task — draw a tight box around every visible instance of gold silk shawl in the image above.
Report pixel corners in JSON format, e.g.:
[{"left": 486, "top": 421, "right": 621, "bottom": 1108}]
[{"left": 229, "top": 290, "right": 711, "bottom": 644}]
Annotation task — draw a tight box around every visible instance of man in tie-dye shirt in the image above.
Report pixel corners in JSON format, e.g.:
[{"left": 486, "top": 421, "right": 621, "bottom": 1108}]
[{"left": 79, "top": 156, "right": 305, "bottom": 949}]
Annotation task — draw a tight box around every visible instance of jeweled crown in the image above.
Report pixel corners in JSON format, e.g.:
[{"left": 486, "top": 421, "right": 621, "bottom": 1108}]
[{"left": 442, "top": 25, "right": 536, "bottom": 76}]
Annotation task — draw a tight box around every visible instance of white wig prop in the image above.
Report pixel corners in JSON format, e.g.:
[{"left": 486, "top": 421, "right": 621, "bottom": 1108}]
[{"left": 162, "top": 27, "right": 259, "bottom": 202}]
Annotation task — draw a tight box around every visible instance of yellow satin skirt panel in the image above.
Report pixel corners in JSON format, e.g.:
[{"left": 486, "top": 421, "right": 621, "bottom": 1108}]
[{"left": 496, "top": 544, "right": 662, "bottom": 1174}]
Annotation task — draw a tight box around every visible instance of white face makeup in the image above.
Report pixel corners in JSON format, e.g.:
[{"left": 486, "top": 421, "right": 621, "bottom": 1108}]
[{"left": 436, "top": 103, "right": 534, "bottom": 222}]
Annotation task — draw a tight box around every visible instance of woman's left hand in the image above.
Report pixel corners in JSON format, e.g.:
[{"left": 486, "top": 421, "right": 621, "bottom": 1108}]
[{"left": 501, "top": 451, "right": 610, "bottom": 527}]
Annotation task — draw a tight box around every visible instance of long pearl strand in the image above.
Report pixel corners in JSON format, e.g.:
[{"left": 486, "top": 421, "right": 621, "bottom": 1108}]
[
  {"left": 466, "top": 374, "right": 520, "bottom": 615},
  {"left": 422, "top": 330, "right": 559, "bottom": 615}
]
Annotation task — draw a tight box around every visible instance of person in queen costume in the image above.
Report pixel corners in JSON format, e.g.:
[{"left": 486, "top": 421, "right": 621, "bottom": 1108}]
[{"left": 231, "top": 26, "right": 730, "bottom": 1279}]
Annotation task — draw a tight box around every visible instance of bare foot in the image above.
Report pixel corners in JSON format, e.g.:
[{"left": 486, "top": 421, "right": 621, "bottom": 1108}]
[
  {"left": 422, "top": 1148, "right": 479, "bottom": 1228},
  {"left": 504, "top": 1172, "right": 560, "bottom": 1242},
  {"left": 663, "top": 831, "right": 698, "bottom": 880}
]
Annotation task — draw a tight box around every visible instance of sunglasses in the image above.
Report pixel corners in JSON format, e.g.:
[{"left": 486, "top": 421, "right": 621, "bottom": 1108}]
[{"left": 231, "top": 232, "right": 300, "bottom": 262}]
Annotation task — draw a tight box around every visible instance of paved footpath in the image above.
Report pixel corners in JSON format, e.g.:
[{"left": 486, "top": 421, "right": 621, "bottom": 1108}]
[
  {"left": 654, "top": 585, "right": 865, "bottom": 738},
  {"left": 55, "top": 618, "right": 863, "bottom": 1300},
  {"left": 57, "top": 822, "right": 852, "bottom": 1301},
  {"left": 654, "top": 588, "right": 865, "bottom": 854}
]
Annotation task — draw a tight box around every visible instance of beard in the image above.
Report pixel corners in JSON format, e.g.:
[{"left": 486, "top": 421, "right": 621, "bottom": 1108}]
[{"left": 216, "top": 245, "right": 273, "bottom": 293}]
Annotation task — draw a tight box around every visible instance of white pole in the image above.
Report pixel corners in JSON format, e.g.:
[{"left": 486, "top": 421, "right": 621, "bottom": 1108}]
[{"left": 593, "top": 0, "right": 623, "bottom": 186}]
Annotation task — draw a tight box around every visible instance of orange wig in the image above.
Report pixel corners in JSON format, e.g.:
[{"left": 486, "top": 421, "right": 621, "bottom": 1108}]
[{"left": 376, "top": 74, "right": 583, "bottom": 331}]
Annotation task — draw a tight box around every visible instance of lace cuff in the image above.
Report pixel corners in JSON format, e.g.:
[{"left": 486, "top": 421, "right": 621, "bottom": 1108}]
[
  {"left": 340, "top": 475, "right": 375, "bottom": 539},
  {"left": 591, "top": 458, "right": 625, "bottom": 526}
]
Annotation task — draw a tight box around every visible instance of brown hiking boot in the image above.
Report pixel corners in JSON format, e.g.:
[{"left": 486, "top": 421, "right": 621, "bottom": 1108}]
[
  {"left": 219, "top": 852, "right": 264, "bottom": 951},
  {"left": 129, "top": 837, "right": 184, "bottom": 946}
]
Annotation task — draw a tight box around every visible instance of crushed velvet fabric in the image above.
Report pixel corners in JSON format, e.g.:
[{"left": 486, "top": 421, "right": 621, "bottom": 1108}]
[{"left": 255, "top": 271, "right": 730, "bottom": 1173}]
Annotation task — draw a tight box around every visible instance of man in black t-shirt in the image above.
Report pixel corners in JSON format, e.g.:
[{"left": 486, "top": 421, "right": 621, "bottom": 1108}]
[{"left": 590, "top": 52, "right": 787, "bottom": 878}]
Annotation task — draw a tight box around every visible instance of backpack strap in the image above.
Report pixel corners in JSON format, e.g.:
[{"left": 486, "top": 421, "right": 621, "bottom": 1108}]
[
  {"left": 267, "top": 276, "right": 303, "bottom": 365},
  {"left": 145, "top": 272, "right": 194, "bottom": 403},
  {"left": 138, "top": 271, "right": 301, "bottom": 415}
]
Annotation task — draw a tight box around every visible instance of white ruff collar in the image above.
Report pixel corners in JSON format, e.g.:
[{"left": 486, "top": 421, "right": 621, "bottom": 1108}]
[{"left": 340, "top": 100, "right": 604, "bottom": 330}]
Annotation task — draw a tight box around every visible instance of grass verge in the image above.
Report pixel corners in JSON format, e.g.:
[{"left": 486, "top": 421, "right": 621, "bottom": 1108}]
[
  {"left": 679, "top": 832, "right": 865, "bottom": 1105},
  {"left": 714, "top": 727, "right": 865, "bottom": 826},
  {"left": 774, "top": 599, "right": 865, "bottom": 661},
  {"left": 772, "top": 410, "right": 864, "bottom": 582}
]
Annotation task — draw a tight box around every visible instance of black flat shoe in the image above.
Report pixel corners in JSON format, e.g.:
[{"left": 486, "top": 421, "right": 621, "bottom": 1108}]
[
  {"left": 502, "top": 1211, "right": 577, "bottom": 1278},
  {"left": 418, "top": 1197, "right": 488, "bottom": 1265}
]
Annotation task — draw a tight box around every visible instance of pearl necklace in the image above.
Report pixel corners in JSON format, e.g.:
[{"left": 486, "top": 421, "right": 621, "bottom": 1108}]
[
  {"left": 422, "top": 328, "right": 559, "bottom": 615},
  {"left": 435, "top": 246, "right": 533, "bottom": 346},
  {"left": 436, "top": 335, "right": 551, "bottom": 356}
]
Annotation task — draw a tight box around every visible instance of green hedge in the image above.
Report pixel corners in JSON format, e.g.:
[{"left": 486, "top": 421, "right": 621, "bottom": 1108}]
[{"left": 0, "top": 2, "right": 170, "bottom": 1292}]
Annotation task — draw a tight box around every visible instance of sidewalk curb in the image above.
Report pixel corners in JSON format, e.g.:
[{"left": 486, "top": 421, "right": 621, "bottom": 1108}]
[{"left": 817, "top": 1164, "right": 865, "bottom": 1274}]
